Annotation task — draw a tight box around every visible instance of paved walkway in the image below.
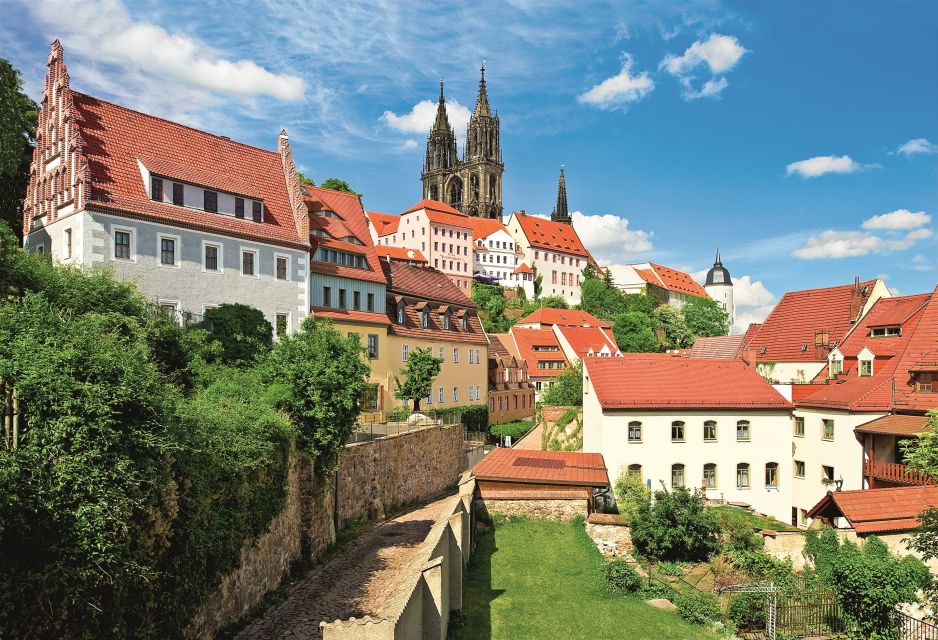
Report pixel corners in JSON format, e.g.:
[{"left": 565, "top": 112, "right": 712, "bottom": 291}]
[
  {"left": 512, "top": 422, "right": 543, "bottom": 450},
  {"left": 235, "top": 496, "right": 452, "bottom": 640}
]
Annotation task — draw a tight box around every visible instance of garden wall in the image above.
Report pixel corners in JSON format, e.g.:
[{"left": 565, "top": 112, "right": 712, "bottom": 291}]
[
  {"left": 763, "top": 529, "right": 938, "bottom": 574},
  {"left": 185, "top": 423, "right": 466, "bottom": 639}
]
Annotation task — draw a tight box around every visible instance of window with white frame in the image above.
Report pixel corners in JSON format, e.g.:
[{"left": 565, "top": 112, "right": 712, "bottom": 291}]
[
  {"left": 671, "top": 464, "right": 685, "bottom": 488},
  {"left": 794, "top": 460, "right": 805, "bottom": 478},
  {"left": 204, "top": 242, "right": 221, "bottom": 272},
  {"left": 275, "top": 313, "right": 288, "bottom": 337},
  {"left": 671, "top": 421, "right": 685, "bottom": 442},
  {"left": 159, "top": 235, "right": 178, "bottom": 267},
  {"left": 765, "top": 462, "right": 779, "bottom": 489},
  {"left": 63, "top": 228, "right": 72, "bottom": 259},
  {"left": 453, "top": 348, "right": 459, "bottom": 363},
  {"left": 822, "top": 419, "right": 834, "bottom": 441},
  {"left": 628, "top": 421, "right": 642, "bottom": 442},
  {"left": 114, "top": 229, "right": 132, "bottom": 260},
  {"left": 439, "top": 387, "right": 444, "bottom": 404},
  {"left": 703, "top": 463, "right": 717, "bottom": 489},
  {"left": 736, "top": 463, "right": 751, "bottom": 489},
  {"left": 859, "top": 359, "right": 873, "bottom": 377},
  {"left": 276, "top": 255, "right": 289, "bottom": 281},
  {"left": 794, "top": 416, "right": 805, "bottom": 437},
  {"left": 736, "top": 420, "right": 751, "bottom": 442},
  {"left": 453, "top": 386, "right": 458, "bottom": 402},
  {"left": 703, "top": 420, "right": 717, "bottom": 442},
  {"left": 241, "top": 249, "right": 257, "bottom": 276},
  {"left": 402, "top": 344, "right": 409, "bottom": 362}
]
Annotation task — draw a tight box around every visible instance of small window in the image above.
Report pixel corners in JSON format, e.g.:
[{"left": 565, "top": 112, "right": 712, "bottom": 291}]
[
  {"left": 275, "top": 313, "right": 288, "bottom": 337},
  {"left": 443, "top": 314, "right": 450, "bottom": 330},
  {"left": 737, "top": 420, "right": 751, "bottom": 442},
  {"left": 204, "top": 190, "right": 218, "bottom": 213},
  {"left": 160, "top": 237, "right": 176, "bottom": 265},
  {"left": 822, "top": 465, "right": 835, "bottom": 483},
  {"left": 628, "top": 421, "right": 642, "bottom": 442},
  {"left": 453, "top": 386, "right": 459, "bottom": 403},
  {"left": 800, "top": 509, "right": 808, "bottom": 526},
  {"left": 439, "top": 387, "right": 444, "bottom": 404},
  {"left": 703, "top": 420, "right": 717, "bottom": 442},
  {"left": 276, "top": 256, "right": 288, "bottom": 280},
  {"left": 830, "top": 358, "right": 843, "bottom": 377},
  {"left": 235, "top": 197, "right": 245, "bottom": 219},
  {"left": 453, "top": 348, "right": 459, "bottom": 364},
  {"left": 627, "top": 464, "right": 642, "bottom": 478},
  {"left": 204, "top": 244, "right": 219, "bottom": 271},
  {"left": 671, "top": 421, "right": 685, "bottom": 442},
  {"left": 397, "top": 304, "right": 405, "bottom": 324},
  {"left": 794, "top": 416, "right": 805, "bottom": 437},
  {"left": 439, "top": 346, "right": 445, "bottom": 359},
  {"left": 172, "top": 182, "right": 184, "bottom": 206},
  {"left": 765, "top": 462, "right": 779, "bottom": 489},
  {"left": 671, "top": 464, "right": 685, "bottom": 488},
  {"left": 917, "top": 373, "right": 934, "bottom": 393},
  {"left": 736, "top": 463, "right": 751, "bottom": 489},
  {"left": 241, "top": 250, "right": 255, "bottom": 276},
  {"left": 422, "top": 311, "right": 430, "bottom": 328},
  {"left": 151, "top": 176, "right": 163, "bottom": 201},
  {"left": 367, "top": 293, "right": 375, "bottom": 312},
  {"left": 822, "top": 419, "right": 834, "bottom": 441},
  {"left": 859, "top": 360, "right": 873, "bottom": 377},
  {"left": 63, "top": 228, "right": 72, "bottom": 259},
  {"left": 402, "top": 344, "right": 409, "bottom": 362},
  {"left": 367, "top": 334, "right": 379, "bottom": 360},
  {"left": 353, "top": 291, "right": 361, "bottom": 311},
  {"left": 115, "top": 230, "right": 131, "bottom": 259},
  {"left": 323, "top": 286, "right": 332, "bottom": 307},
  {"left": 794, "top": 460, "right": 805, "bottom": 478},
  {"left": 338, "top": 289, "right": 347, "bottom": 309},
  {"left": 252, "top": 201, "right": 262, "bottom": 222},
  {"left": 703, "top": 463, "right": 717, "bottom": 489}
]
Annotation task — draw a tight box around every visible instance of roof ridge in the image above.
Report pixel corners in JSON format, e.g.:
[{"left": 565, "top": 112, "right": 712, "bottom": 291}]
[{"left": 779, "top": 278, "right": 878, "bottom": 297}]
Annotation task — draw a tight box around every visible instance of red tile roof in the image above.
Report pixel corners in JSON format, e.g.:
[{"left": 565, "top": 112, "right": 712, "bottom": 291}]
[
  {"left": 513, "top": 263, "right": 534, "bottom": 274},
  {"left": 854, "top": 414, "right": 931, "bottom": 436},
  {"left": 690, "top": 335, "right": 745, "bottom": 359},
  {"left": 70, "top": 93, "right": 308, "bottom": 249},
  {"left": 744, "top": 279, "right": 880, "bottom": 362},
  {"left": 807, "top": 486, "right": 938, "bottom": 534},
  {"left": 311, "top": 307, "right": 390, "bottom": 326},
  {"left": 585, "top": 356, "right": 792, "bottom": 410},
  {"left": 403, "top": 199, "right": 474, "bottom": 229},
  {"left": 512, "top": 211, "right": 590, "bottom": 258},
  {"left": 466, "top": 217, "right": 510, "bottom": 241},
  {"left": 472, "top": 448, "right": 609, "bottom": 487},
  {"left": 375, "top": 245, "right": 428, "bottom": 264},
  {"left": 306, "top": 185, "right": 386, "bottom": 284},
  {"left": 516, "top": 307, "right": 610, "bottom": 329},
  {"left": 556, "top": 326, "right": 620, "bottom": 357},
  {"left": 384, "top": 262, "right": 473, "bottom": 306},
  {"left": 367, "top": 211, "right": 400, "bottom": 236},
  {"left": 509, "top": 327, "right": 569, "bottom": 379},
  {"left": 637, "top": 263, "right": 709, "bottom": 299}
]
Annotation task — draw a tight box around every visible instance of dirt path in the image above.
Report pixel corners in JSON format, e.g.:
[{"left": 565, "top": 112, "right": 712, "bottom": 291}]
[
  {"left": 235, "top": 495, "right": 451, "bottom": 640},
  {"left": 512, "top": 423, "right": 543, "bottom": 450}
]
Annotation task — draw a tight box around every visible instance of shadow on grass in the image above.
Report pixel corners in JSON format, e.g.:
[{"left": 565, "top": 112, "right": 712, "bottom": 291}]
[{"left": 449, "top": 521, "right": 504, "bottom": 640}]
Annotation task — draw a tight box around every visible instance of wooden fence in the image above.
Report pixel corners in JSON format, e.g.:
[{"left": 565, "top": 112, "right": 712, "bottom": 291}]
[
  {"left": 898, "top": 611, "right": 938, "bottom": 640},
  {"left": 775, "top": 588, "right": 844, "bottom": 637}
]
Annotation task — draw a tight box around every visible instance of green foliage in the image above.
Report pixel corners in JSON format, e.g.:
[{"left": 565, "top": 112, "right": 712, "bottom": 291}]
[
  {"left": 203, "top": 303, "right": 273, "bottom": 366},
  {"left": 804, "top": 529, "right": 930, "bottom": 639},
  {"left": 683, "top": 297, "right": 729, "bottom": 339},
  {"left": 675, "top": 589, "right": 723, "bottom": 626},
  {"left": 902, "top": 411, "right": 938, "bottom": 612},
  {"left": 621, "top": 292, "right": 657, "bottom": 316},
  {"left": 264, "top": 317, "right": 369, "bottom": 472},
  {"left": 0, "top": 58, "right": 38, "bottom": 240},
  {"left": 393, "top": 346, "right": 443, "bottom": 412},
  {"left": 490, "top": 420, "right": 534, "bottom": 441},
  {"left": 652, "top": 304, "right": 693, "bottom": 349},
  {"left": 541, "top": 360, "right": 583, "bottom": 406},
  {"left": 728, "top": 549, "right": 797, "bottom": 590},
  {"left": 612, "top": 468, "right": 651, "bottom": 521},
  {"left": 319, "top": 177, "right": 361, "bottom": 196},
  {"left": 296, "top": 171, "right": 315, "bottom": 185},
  {"left": 613, "top": 311, "right": 661, "bottom": 352},
  {"left": 579, "top": 276, "right": 625, "bottom": 320},
  {"left": 630, "top": 485, "right": 720, "bottom": 562},
  {"left": 657, "top": 560, "right": 685, "bottom": 576},
  {"left": 605, "top": 559, "right": 642, "bottom": 594},
  {"left": 471, "top": 282, "right": 513, "bottom": 332},
  {"left": 387, "top": 404, "right": 489, "bottom": 432},
  {"left": 713, "top": 508, "right": 764, "bottom": 553},
  {"left": 727, "top": 593, "right": 766, "bottom": 630},
  {"left": 539, "top": 294, "right": 569, "bottom": 309}
]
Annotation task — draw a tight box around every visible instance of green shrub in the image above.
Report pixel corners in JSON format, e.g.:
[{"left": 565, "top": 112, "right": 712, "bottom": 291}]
[
  {"left": 630, "top": 485, "right": 719, "bottom": 562},
  {"left": 203, "top": 303, "right": 273, "bottom": 365},
  {"left": 657, "top": 560, "right": 685, "bottom": 577},
  {"left": 541, "top": 360, "right": 583, "bottom": 406},
  {"left": 729, "top": 550, "right": 796, "bottom": 589},
  {"left": 612, "top": 471, "right": 651, "bottom": 522},
  {"left": 675, "top": 589, "right": 723, "bottom": 626},
  {"left": 727, "top": 593, "right": 767, "bottom": 630},
  {"left": 490, "top": 420, "right": 533, "bottom": 441},
  {"left": 605, "top": 559, "right": 642, "bottom": 594}
]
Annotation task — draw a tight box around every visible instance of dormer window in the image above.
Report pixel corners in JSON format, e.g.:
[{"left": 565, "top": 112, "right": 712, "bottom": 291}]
[
  {"left": 252, "top": 201, "right": 262, "bottom": 222},
  {"left": 204, "top": 190, "right": 218, "bottom": 213},
  {"left": 829, "top": 350, "right": 844, "bottom": 378},
  {"left": 442, "top": 313, "right": 451, "bottom": 330},
  {"left": 151, "top": 176, "right": 163, "bottom": 201},
  {"left": 235, "top": 197, "right": 244, "bottom": 218},
  {"left": 397, "top": 303, "right": 405, "bottom": 325},
  {"left": 871, "top": 326, "right": 901, "bottom": 337},
  {"left": 422, "top": 310, "right": 430, "bottom": 328},
  {"left": 462, "top": 315, "right": 469, "bottom": 331},
  {"left": 172, "top": 182, "right": 184, "bottom": 205},
  {"left": 859, "top": 360, "right": 873, "bottom": 376},
  {"left": 916, "top": 373, "right": 934, "bottom": 393}
]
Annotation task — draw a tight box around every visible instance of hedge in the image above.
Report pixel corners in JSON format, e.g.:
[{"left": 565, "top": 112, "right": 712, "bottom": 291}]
[{"left": 387, "top": 404, "right": 489, "bottom": 432}]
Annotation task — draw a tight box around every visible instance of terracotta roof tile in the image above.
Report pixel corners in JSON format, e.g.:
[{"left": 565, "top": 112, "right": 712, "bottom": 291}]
[
  {"left": 512, "top": 211, "right": 590, "bottom": 258},
  {"left": 375, "top": 245, "right": 428, "bottom": 263},
  {"left": 383, "top": 262, "right": 473, "bottom": 306},
  {"left": 646, "top": 263, "right": 709, "bottom": 298},
  {"left": 403, "top": 199, "right": 474, "bottom": 228},
  {"left": 690, "top": 335, "right": 745, "bottom": 359},
  {"left": 509, "top": 327, "right": 569, "bottom": 379},
  {"left": 306, "top": 185, "right": 386, "bottom": 284},
  {"left": 854, "top": 414, "right": 931, "bottom": 436},
  {"left": 516, "top": 307, "right": 610, "bottom": 329},
  {"left": 311, "top": 307, "right": 390, "bottom": 326},
  {"left": 472, "top": 448, "right": 609, "bottom": 487},
  {"left": 367, "top": 210, "right": 400, "bottom": 236},
  {"left": 807, "top": 485, "right": 938, "bottom": 534},
  {"left": 556, "top": 326, "right": 620, "bottom": 357}
]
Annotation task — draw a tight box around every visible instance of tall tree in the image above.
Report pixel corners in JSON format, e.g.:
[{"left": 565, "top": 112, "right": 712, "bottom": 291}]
[
  {"left": 579, "top": 276, "right": 625, "bottom": 320},
  {"left": 0, "top": 59, "right": 38, "bottom": 239},
  {"left": 683, "top": 297, "right": 730, "bottom": 338},
  {"left": 901, "top": 410, "right": 938, "bottom": 612},
  {"left": 653, "top": 304, "right": 693, "bottom": 349},
  {"left": 296, "top": 172, "right": 315, "bottom": 186},
  {"left": 613, "top": 311, "right": 661, "bottom": 353},
  {"left": 394, "top": 347, "right": 443, "bottom": 412},
  {"left": 320, "top": 177, "right": 361, "bottom": 197}
]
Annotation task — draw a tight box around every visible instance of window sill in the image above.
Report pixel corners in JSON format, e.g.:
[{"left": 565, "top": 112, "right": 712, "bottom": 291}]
[
  {"left": 240, "top": 273, "right": 260, "bottom": 279},
  {"left": 704, "top": 439, "right": 717, "bottom": 443},
  {"left": 158, "top": 262, "right": 181, "bottom": 269},
  {"left": 822, "top": 438, "right": 834, "bottom": 442},
  {"left": 628, "top": 440, "right": 642, "bottom": 444}
]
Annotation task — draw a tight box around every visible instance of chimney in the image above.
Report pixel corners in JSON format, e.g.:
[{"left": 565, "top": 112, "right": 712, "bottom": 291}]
[{"left": 848, "top": 275, "right": 867, "bottom": 321}]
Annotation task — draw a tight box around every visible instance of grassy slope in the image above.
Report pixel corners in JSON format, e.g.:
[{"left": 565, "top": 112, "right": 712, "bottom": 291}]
[
  {"left": 452, "top": 518, "right": 716, "bottom": 640},
  {"left": 709, "top": 505, "right": 799, "bottom": 532}
]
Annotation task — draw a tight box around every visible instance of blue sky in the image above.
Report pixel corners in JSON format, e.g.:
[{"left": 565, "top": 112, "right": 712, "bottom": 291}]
[{"left": 3, "top": 0, "right": 936, "bottom": 329}]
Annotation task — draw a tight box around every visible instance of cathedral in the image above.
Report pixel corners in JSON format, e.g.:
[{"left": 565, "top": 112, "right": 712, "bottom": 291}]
[{"left": 421, "top": 66, "right": 504, "bottom": 218}]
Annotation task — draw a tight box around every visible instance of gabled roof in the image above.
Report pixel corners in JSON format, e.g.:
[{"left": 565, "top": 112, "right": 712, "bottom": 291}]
[
  {"left": 516, "top": 307, "right": 610, "bottom": 329},
  {"left": 467, "top": 217, "right": 510, "bottom": 241},
  {"left": 383, "top": 262, "right": 474, "bottom": 306},
  {"left": 807, "top": 486, "right": 938, "bottom": 534},
  {"left": 70, "top": 93, "right": 308, "bottom": 249},
  {"left": 585, "top": 356, "right": 792, "bottom": 410},
  {"left": 690, "top": 335, "right": 745, "bottom": 359},
  {"left": 375, "top": 245, "right": 428, "bottom": 264},
  {"left": 744, "top": 279, "right": 880, "bottom": 362},
  {"left": 306, "top": 185, "right": 386, "bottom": 284},
  {"left": 637, "top": 263, "right": 709, "bottom": 299},
  {"left": 472, "top": 448, "right": 609, "bottom": 488},
  {"left": 854, "top": 414, "right": 931, "bottom": 436},
  {"left": 556, "top": 326, "right": 620, "bottom": 358},
  {"left": 311, "top": 307, "right": 390, "bottom": 326},
  {"left": 511, "top": 211, "right": 590, "bottom": 258},
  {"left": 833, "top": 293, "right": 929, "bottom": 359},
  {"left": 366, "top": 211, "right": 400, "bottom": 236},
  {"left": 509, "top": 327, "right": 569, "bottom": 379},
  {"left": 513, "top": 263, "right": 534, "bottom": 274},
  {"left": 403, "top": 199, "right": 473, "bottom": 229}
]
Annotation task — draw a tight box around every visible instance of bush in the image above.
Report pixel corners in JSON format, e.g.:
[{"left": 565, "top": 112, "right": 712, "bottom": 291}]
[
  {"left": 657, "top": 560, "right": 685, "bottom": 577},
  {"left": 675, "top": 589, "right": 723, "bottom": 626},
  {"left": 605, "top": 559, "right": 642, "bottom": 594},
  {"left": 541, "top": 360, "right": 583, "bottom": 406},
  {"left": 490, "top": 420, "right": 533, "bottom": 441},
  {"left": 630, "top": 485, "right": 720, "bottom": 562},
  {"left": 718, "top": 514, "right": 764, "bottom": 553},
  {"left": 385, "top": 404, "right": 489, "bottom": 432},
  {"left": 612, "top": 470, "right": 651, "bottom": 521},
  {"left": 729, "top": 549, "right": 796, "bottom": 589},
  {"left": 203, "top": 303, "right": 273, "bottom": 365},
  {"left": 727, "top": 593, "right": 767, "bottom": 630}
]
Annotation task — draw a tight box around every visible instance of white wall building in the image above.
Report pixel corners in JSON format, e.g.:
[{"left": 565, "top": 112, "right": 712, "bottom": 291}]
[
  {"left": 473, "top": 224, "right": 535, "bottom": 299},
  {"left": 607, "top": 262, "right": 710, "bottom": 308},
  {"left": 703, "top": 248, "right": 734, "bottom": 334}
]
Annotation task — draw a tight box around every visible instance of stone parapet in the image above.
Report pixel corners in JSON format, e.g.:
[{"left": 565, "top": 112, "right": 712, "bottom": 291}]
[{"left": 477, "top": 497, "right": 588, "bottom": 520}]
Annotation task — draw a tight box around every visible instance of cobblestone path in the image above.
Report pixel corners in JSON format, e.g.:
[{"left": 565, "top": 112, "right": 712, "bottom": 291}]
[{"left": 235, "top": 496, "right": 451, "bottom": 640}]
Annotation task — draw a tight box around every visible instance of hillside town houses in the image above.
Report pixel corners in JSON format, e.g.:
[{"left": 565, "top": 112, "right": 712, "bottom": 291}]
[{"left": 18, "top": 41, "right": 938, "bottom": 533}]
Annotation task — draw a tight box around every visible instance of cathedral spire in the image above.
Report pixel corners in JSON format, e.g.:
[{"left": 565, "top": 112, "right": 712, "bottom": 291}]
[
  {"left": 432, "top": 79, "right": 451, "bottom": 131},
  {"left": 714, "top": 244, "right": 722, "bottom": 266},
  {"left": 474, "top": 62, "right": 491, "bottom": 117},
  {"left": 551, "top": 166, "right": 571, "bottom": 224}
]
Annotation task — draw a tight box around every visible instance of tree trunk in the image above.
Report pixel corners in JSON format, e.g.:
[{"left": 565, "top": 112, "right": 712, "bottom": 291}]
[{"left": 412, "top": 397, "right": 421, "bottom": 413}]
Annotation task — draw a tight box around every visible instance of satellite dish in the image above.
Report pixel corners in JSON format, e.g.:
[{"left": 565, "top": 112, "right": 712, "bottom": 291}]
[{"left": 407, "top": 250, "right": 415, "bottom": 259}]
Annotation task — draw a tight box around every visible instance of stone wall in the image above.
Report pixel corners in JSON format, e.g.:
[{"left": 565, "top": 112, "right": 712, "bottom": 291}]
[
  {"left": 185, "top": 423, "right": 466, "bottom": 639},
  {"left": 477, "top": 498, "right": 588, "bottom": 520}
]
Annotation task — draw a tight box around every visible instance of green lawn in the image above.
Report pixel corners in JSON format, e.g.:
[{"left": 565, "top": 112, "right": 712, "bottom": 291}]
[
  {"left": 450, "top": 517, "right": 717, "bottom": 640},
  {"left": 709, "top": 504, "right": 799, "bottom": 532}
]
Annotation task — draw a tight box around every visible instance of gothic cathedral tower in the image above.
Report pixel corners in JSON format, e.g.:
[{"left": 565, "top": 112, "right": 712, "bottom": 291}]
[{"left": 421, "top": 65, "right": 504, "bottom": 218}]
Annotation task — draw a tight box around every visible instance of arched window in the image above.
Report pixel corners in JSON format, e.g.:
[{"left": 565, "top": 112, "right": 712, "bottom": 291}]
[
  {"left": 470, "top": 173, "right": 480, "bottom": 202},
  {"left": 627, "top": 464, "right": 642, "bottom": 478},
  {"left": 421, "top": 310, "right": 429, "bottom": 328},
  {"left": 765, "top": 462, "right": 779, "bottom": 489},
  {"left": 628, "top": 421, "right": 642, "bottom": 442},
  {"left": 703, "top": 463, "right": 717, "bottom": 489},
  {"left": 429, "top": 184, "right": 439, "bottom": 201},
  {"left": 736, "top": 463, "right": 751, "bottom": 489},
  {"left": 671, "top": 463, "right": 685, "bottom": 488},
  {"left": 736, "top": 420, "right": 751, "bottom": 442},
  {"left": 448, "top": 177, "right": 463, "bottom": 208},
  {"left": 671, "top": 421, "right": 685, "bottom": 442},
  {"left": 489, "top": 174, "right": 498, "bottom": 200},
  {"left": 704, "top": 420, "right": 717, "bottom": 442}
]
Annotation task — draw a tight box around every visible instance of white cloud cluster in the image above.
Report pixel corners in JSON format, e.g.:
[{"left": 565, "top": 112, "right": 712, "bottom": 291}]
[
  {"left": 532, "top": 211, "right": 653, "bottom": 264},
  {"left": 660, "top": 33, "right": 747, "bottom": 100},
  {"left": 862, "top": 209, "right": 931, "bottom": 230},
  {"left": 380, "top": 99, "right": 472, "bottom": 148},
  {"left": 793, "top": 210, "right": 933, "bottom": 259},
  {"left": 785, "top": 155, "right": 879, "bottom": 178},
  {"left": 894, "top": 138, "right": 938, "bottom": 157},
  {"left": 577, "top": 54, "right": 655, "bottom": 111},
  {"left": 691, "top": 269, "right": 777, "bottom": 334}
]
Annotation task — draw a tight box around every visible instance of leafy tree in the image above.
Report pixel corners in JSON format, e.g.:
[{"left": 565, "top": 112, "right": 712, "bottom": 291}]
[
  {"left": 612, "top": 469, "right": 651, "bottom": 522},
  {"left": 297, "top": 171, "right": 315, "bottom": 186},
  {"left": 579, "top": 276, "right": 625, "bottom": 320},
  {"left": 621, "top": 292, "right": 657, "bottom": 316},
  {"left": 539, "top": 294, "right": 569, "bottom": 309},
  {"left": 533, "top": 272, "right": 543, "bottom": 298},
  {"left": 394, "top": 346, "right": 443, "bottom": 412},
  {"left": 203, "top": 303, "right": 273, "bottom": 366},
  {"left": 612, "top": 311, "right": 661, "bottom": 353},
  {"left": 471, "top": 282, "right": 512, "bottom": 332},
  {"left": 541, "top": 360, "right": 583, "bottom": 406},
  {"left": 263, "top": 317, "right": 369, "bottom": 471},
  {"left": 900, "top": 410, "right": 938, "bottom": 610},
  {"left": 683, "top": 297, "right": 729, "bottom": 338},
  {"left": 652, "top": 303, "right": 693, "bottom": 349},
  {"left": 319, "top": 177, "right": 361, "bottom": 197},
  {"left": 0, "top": 59, "right": 38, "bottom": 239},
  {"left": 630, "top": 485, "right": 720, "bottom": 562}
]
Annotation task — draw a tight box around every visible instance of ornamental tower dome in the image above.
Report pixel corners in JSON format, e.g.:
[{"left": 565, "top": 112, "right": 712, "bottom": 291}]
[{"left": 704, "top": 246, "right": 734, "bottom": 334}]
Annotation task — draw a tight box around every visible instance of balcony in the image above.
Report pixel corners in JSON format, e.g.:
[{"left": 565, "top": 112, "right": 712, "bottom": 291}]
[{"left": 864, "top": 460, "right": 934, "bottom": 486}]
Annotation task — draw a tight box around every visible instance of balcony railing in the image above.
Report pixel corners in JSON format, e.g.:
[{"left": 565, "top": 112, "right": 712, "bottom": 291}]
[{"left": 865, "top": 460, "right": 935, "bottom": 486}]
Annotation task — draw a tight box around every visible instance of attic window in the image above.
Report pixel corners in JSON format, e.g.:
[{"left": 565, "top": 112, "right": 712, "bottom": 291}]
[
  {"left": 252, "top": 201, "right": 262, "bottom": 222},
  {"left": 759, "top": 347, "right": 768, "bottom": 355},
  {"left": 916, "top": 373, "right": 934, "bottom": 393},
  {"left": 320, "top": 210, "right": 341, "bottom": 219},
  {"left": 801, "top": 343, "right": 808, "bottom": 352},
  {"left": 396, "top": 303, "right": 405, "bottom": 325},
  {"left": 859, "top": 359, "right": 873, "bottom": 377},
  {"left": 462, "top": 315, "right": 469, "bottom": 331},
  {"left": 871, "top": 326, "right": 901, "bottom": 338}
]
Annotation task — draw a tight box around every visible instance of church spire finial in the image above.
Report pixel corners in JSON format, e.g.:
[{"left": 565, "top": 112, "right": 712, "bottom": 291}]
[
  {"left": 714, "top": 243, "right": 722, "bottom": 266},
  {"left": 432, "top": 78, "right": 451, "bottom": 132},
  {"left": 551, "top": 165, "right": 571, "bottom": 224},
  {"left": 474, "top": 61, "right": 491, "bottom": 117}
]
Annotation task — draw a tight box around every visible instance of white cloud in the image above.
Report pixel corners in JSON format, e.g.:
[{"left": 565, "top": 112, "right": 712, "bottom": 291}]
[
  {"left": 862, "top": 209, "right": 931, "bottom": 230},
  {"left": 691, "top": 270, "right": 778, "bottom": 334},
  {"left": 785, "top": 155, "right": 879, "bottom": 178},
  {"left": 532, "top": 211, "right": 653, "bottom": 263},
  {"left": 683, "top": 76, "right": 728, "bottom": 99},
  {"left": 793, "top": 227, "right": 932, "bottom": 259},
  {"left": 577, "top": 54, "right": 654, "bottom": 111},
  {"left": 380, "top": 99, "right": 472, "bottom": 147},
  {"left": 894, "top": 138, "right": 938, "bottom": 157},
  {"left": 660, "top": 33, "right": 746, "bottom": 99}
]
